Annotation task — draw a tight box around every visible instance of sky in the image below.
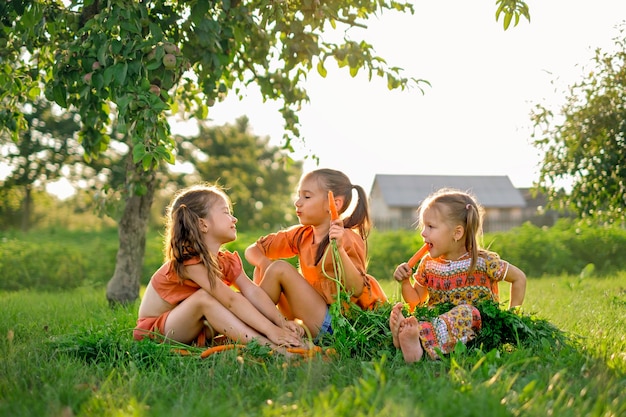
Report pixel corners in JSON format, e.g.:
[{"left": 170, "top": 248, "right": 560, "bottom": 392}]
[
  {"left": 34, "top": 0, "right": 626, "bottom": 198},
  {"left": 170, "top": 0, "right": 626, "bottom": 195}
]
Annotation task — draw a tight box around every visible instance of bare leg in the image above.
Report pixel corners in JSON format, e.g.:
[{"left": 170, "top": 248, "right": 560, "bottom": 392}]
[
  {"left": 389, "top": 302, "right": 405, "bottom": 348},
  {"left": 164, "top": 290, "right": 275, "bottom": 347},
  {"left": 398, "top": 316, "right": 424, "bottom": 363},
  {"left": 257, "top": 260, "right": 328, "bottom": 338}
]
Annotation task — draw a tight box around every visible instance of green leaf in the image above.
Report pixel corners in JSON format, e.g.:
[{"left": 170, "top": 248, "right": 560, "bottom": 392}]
[
  {"left": 121, "top": 21, "right": 141, "bottom": 35},
  {"left": 317, "top": 60, "right": 327, "bottom": 78},
  {"left": 142, "top": 154, "right": 153, "bottom": 170},
  {"left": 114, "top": 62, "right": 128, "bottom": 85},
  {"left": 503, "top": 13, "right": 512, "bottom": 30},
  {"left": 97, "top": 43, "right": 107, "bottom": 66},
  {"left": 27, "top": 86, "right": 40, "bottom": 100},
  {"left": 132, "top": 143, "right": 145, "bottom": 163}
]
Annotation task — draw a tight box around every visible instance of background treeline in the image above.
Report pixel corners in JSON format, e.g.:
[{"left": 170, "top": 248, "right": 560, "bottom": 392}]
[{"left": 1, "top": 219, "right": 624, "bottom": 292}]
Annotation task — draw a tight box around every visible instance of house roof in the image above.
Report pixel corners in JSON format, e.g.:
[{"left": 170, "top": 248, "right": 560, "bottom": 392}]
[{"left": 372, "top": 174, "right": 526, "bottom": 208}]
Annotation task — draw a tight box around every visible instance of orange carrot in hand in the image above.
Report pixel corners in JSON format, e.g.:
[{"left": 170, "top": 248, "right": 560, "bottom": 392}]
[
  {"left": 407, "top": 243, "right": 429, "bottom": 268},
  {"left": 328, "top": 191, "right": 339, "bottom": 220}
]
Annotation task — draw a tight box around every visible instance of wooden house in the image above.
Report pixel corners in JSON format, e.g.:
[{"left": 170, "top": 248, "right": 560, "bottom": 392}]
[{"left": 369, "top": 174, "right": 527, "bottom": 232}]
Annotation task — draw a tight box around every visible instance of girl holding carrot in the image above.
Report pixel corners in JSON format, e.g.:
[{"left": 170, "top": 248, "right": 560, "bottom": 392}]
[
  {"left": 390, "top": 187, "right": 527, "bottom": 362},
  {"left": 245, "top": 168, "right": 387, "bottom": 342},
  {"left": 134, "top": 184, "right": 303, "bottom": 350}
]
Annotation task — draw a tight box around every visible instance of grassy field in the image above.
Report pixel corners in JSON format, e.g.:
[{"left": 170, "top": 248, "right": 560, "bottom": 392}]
[{"left": 1, "top": 273, "right": 625, "bottom": 417}]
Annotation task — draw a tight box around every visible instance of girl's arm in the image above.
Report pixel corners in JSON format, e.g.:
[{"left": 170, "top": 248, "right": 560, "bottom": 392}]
[
  {"left": 394, "top": 262, "right": 428, "bottom": 311},
  {"left": 504, "top": 263, "right": 526, "bottom": 308},
  {"left": 245, "top": 243, "right": 273, "bottom": 281},
  {"left": 334, "top": 245, "right": 365, "bottom": 296},
  {"left": 236, "top": 273, "right": 305, "bottom": 338},
  {"left": 186, "top": 264, "right": 301, "bottom": 346},
  {"left": 235, "top": 271, "right": 286, "bottom": 326},
  {"left": 328, "top": 220, "right": 366, "bottom": 296}
]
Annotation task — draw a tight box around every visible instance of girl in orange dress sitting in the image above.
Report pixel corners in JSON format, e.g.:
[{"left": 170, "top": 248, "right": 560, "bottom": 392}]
[
  {"left": 134, "top": 184, "right": 303, "bottom": 350},
  {"left": 246, "top": 169, "right": 387, "bottom": 343}
]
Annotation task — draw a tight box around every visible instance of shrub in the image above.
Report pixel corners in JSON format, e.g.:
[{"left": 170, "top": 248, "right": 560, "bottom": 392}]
[{"left": 1, "top": 222, "right": 625, "bottom": 291}]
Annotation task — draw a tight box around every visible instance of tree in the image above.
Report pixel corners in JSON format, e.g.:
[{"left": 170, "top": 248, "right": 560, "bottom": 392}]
[
  {"left": 0, "top": 0, "right": 530, "bottom": 304},
  {"left": 531, "top": 25, "right": 626, "bottom": 224},
  {"left": 0, "top": 99, "right": 81, "bottom": 230},
  {"left": 178, "top": 116, "right": 302, "bottom": 231}
]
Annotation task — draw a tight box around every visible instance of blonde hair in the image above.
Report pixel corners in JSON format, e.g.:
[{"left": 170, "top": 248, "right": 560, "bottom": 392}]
[
  {"left": 164, "top": 184, "right": 230, "bottom": 288},
  {"left": 417, "top": 188, "right": 484, "bottom": 276}
]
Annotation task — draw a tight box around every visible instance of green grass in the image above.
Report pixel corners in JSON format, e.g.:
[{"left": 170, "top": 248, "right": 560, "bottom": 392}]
[{"left": 1, "top": 274, "right": 625, "bottom": 417}]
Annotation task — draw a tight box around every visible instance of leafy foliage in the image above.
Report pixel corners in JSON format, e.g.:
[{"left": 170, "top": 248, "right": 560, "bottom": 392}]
[
  {"left": 176, "top": 116, "right": 303, "bottom": 231},
  {"left": 531, "top": 24, "right": 626, "bottom": 223},
  {"left": 317, "top": 291, "right": 567, "bottom": 361},
  {"left": 470, "top": 300, "right": 567, "bottom": 351},
  {"left": 0, "top": 0, "right": 532, "bottom": 304},
  {"left": 0, "top": 99, "right": 82, "bottom": 230},
  {"left": 486, "top": 219, "right": 626, "bottom": 277}
]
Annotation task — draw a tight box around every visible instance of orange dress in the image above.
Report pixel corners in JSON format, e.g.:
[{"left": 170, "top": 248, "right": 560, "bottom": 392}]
[
  {"left": 254, "top": 225, "right": 387, "bottom": 309},
  {"left": 133, "top": 251, "right": 242, "bottom": 343}
]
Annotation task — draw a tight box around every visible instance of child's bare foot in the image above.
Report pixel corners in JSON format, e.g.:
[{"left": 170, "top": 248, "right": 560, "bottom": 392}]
[
  {"left": 389, "top": 302, "right": 405, "bottom": 348},
  {"left": 398, "top": 316, "right": 424, "bottom": 363}
]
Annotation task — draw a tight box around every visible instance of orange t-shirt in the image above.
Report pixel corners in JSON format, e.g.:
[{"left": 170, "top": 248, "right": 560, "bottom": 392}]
[
  {"left": 254, "top": 225, "right": 386, "bottom": 309},
  {"left": 150, "top": 250, "right": 243, "bottom": 305}
]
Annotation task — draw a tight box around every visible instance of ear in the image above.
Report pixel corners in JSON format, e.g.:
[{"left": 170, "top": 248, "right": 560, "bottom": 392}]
[
  {"left": 334, "top": 196, "right": 345, "bottom": 214},
  {"left": 198, "top": 218, "right": 209, "bottom": 233},
  {"left": 453, "top": 224, "right": 464, "bottom": 242}
]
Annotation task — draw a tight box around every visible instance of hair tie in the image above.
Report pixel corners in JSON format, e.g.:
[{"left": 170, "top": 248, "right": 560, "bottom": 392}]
[{"left": 466, "top": 204, "right": 471, "bottom": 210}]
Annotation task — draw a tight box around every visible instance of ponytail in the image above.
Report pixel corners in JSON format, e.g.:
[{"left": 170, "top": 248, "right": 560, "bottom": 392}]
[
  {"left": 164, "top": 185, "right": 226, "bottom": 288},
  {"left": 307, "top": 169, "right": 371, "bottom": 264}
]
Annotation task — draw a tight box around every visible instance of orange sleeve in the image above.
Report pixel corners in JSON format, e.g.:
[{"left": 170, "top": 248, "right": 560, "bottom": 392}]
[
  {"left": 218, "top": 250, "right": 243, "bottom": 286},
  {"left": 255, "top": 225, "right": 303, "bottom": 259}
]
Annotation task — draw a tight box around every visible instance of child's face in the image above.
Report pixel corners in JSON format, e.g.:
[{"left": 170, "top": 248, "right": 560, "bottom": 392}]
[
  {"left": 206, "top": 196, "right": 238, "bottom": 245},
  {"left": 294, "top": 175, "right": 329, "bottom": 226},
  {"left": 420, "top": 206, "right": 457, "bottom": 259}
]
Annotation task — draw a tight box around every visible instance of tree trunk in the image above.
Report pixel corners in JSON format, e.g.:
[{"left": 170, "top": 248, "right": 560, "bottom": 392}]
[{"left": 106, "top": 159, "right": 157, "bottom": 306}]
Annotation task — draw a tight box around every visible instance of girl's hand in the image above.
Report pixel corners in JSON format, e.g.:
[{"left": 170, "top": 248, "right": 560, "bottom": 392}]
[
  {"left": 393, "top": 262, "right": 412, "bottom": 282},
  {"left": 328, "top": 219, "right": 345, "bottom": 246},
  {"left": 268, "top": 327, "right": 302, "bottom": 347},
  {"left": 284, "top": 320, "right": 306, "bottom": 339}
]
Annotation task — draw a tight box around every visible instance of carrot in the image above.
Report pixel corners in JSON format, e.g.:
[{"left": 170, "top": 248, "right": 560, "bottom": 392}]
[
  {"left": 200, "top": 343, "right": 244, "bottom": 358},
  {"left": 287, "top": 346, "right": 323, "bottom": 357},
  {"left": 170, "top": 348, "right": 192, "bottom": 356},
  {"left": 328, "top": 191, "right": 339, "bottom": 220},
  {"left": 407, "top": 243, "right": 430, "bottom": 268}
]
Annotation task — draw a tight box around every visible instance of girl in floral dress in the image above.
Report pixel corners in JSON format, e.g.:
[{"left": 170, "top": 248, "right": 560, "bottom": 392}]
[{"left": 390, "top": 188, "right": 526, "bottom": 362}]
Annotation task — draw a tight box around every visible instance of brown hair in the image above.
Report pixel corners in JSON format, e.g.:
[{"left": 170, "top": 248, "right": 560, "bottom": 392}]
[
  {"left": 304, "top": 168, "right": 371, "bottom": 264},
  {"left": 164, "top": 184, "right": 230, "bottom": 288},
  {"left": 417, "top": 188, "right": 484, "bottom": 276}
]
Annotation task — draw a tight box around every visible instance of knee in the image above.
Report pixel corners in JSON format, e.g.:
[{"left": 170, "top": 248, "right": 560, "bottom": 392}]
[
  {"left": 265, "top": 260, "right": 298, "bottom": 279},
  {"left": 190, "top": 289, "right": 219, "bottom": 310}
]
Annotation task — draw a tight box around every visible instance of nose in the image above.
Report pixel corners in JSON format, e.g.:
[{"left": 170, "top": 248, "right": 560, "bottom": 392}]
[
  {"left": 294, "top": 197, "right": 302, "bottom": 207},
  {"left": 232, "top": 215, "right": 238, "bottom": 223}
]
